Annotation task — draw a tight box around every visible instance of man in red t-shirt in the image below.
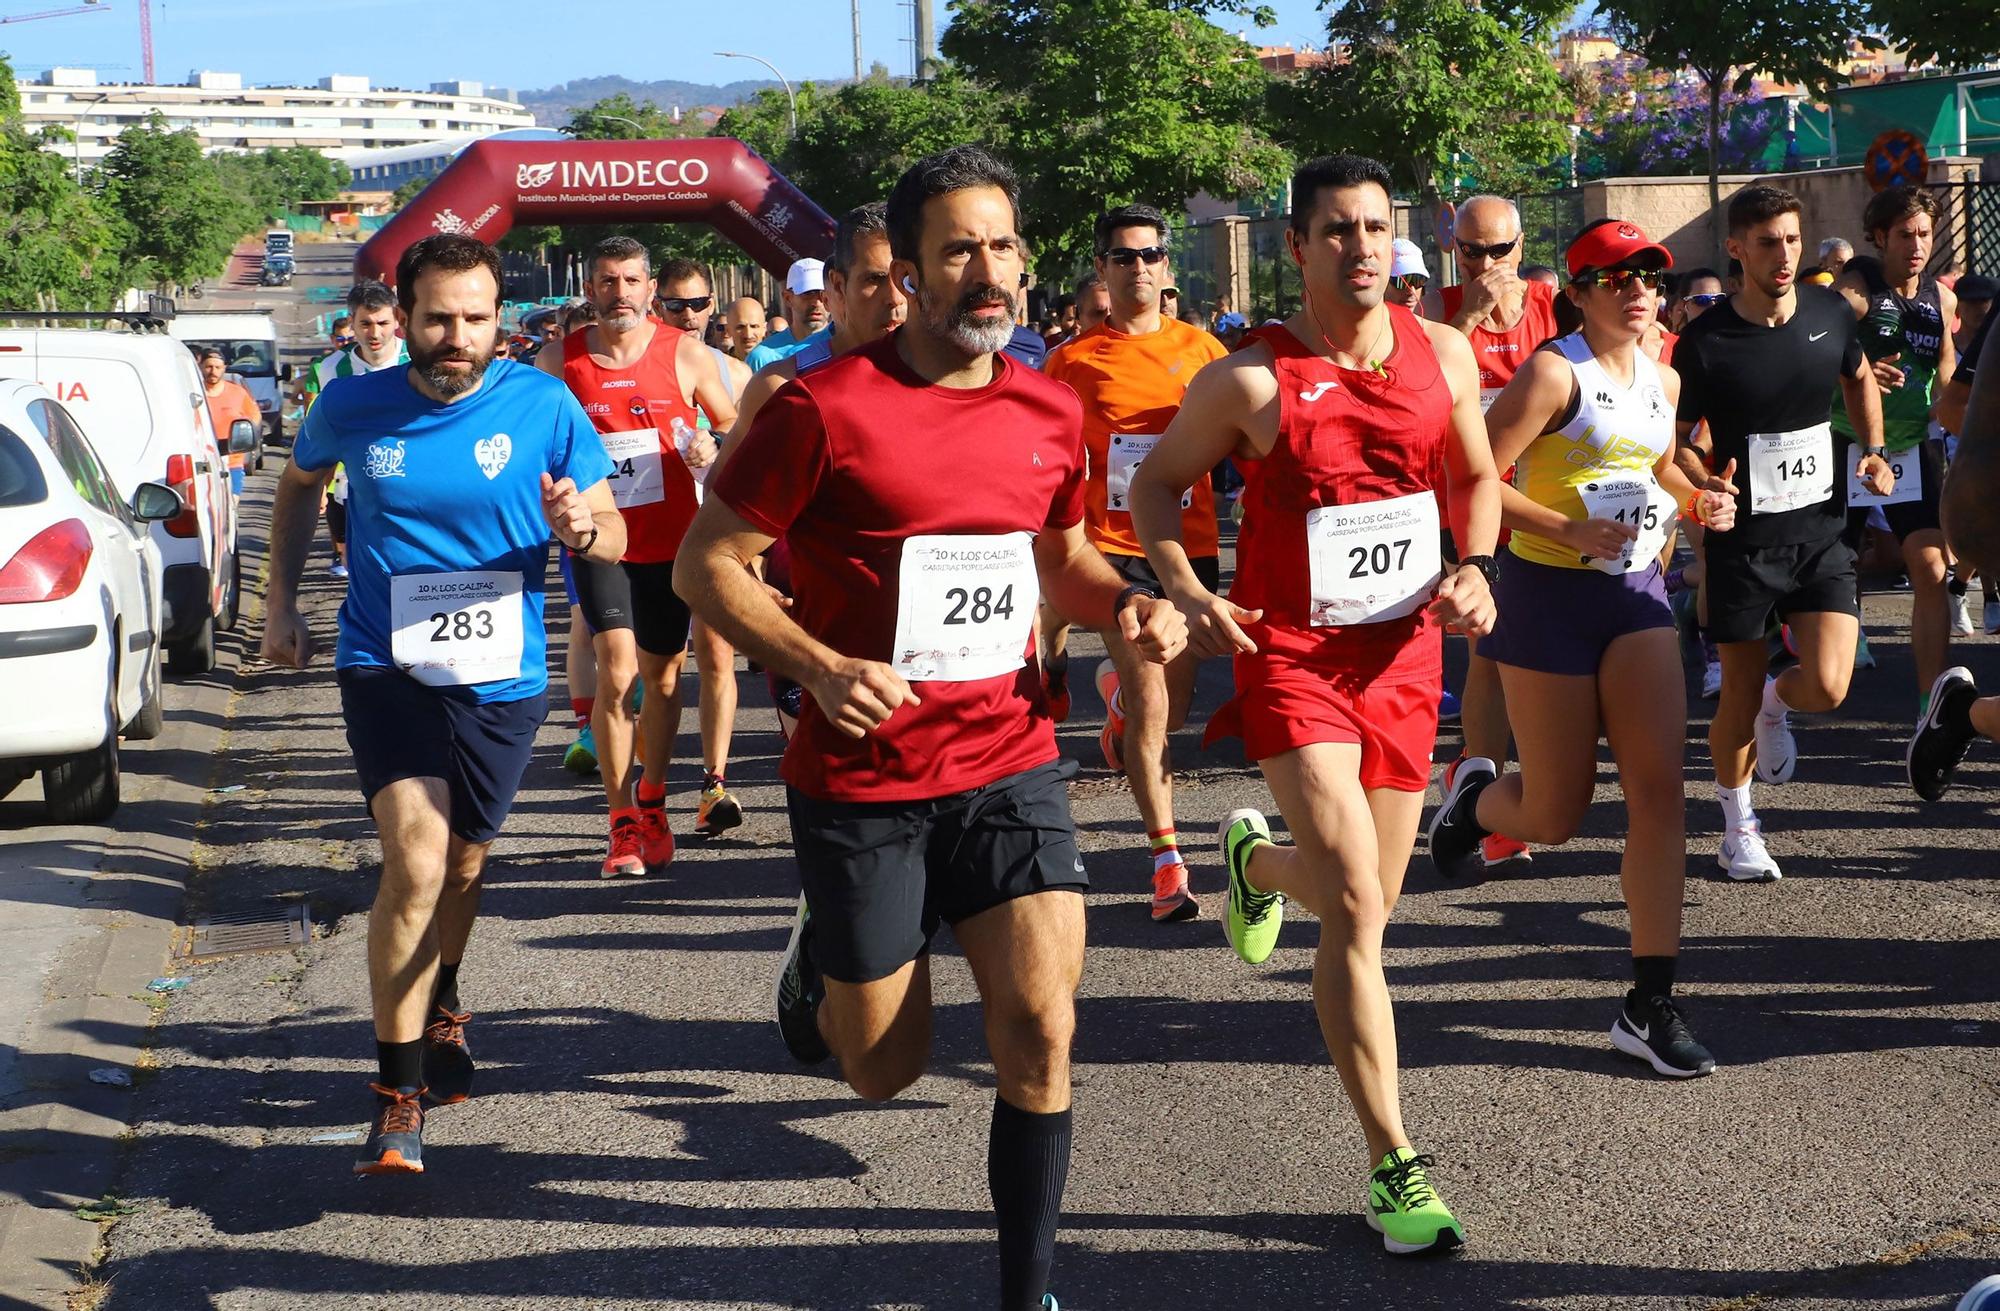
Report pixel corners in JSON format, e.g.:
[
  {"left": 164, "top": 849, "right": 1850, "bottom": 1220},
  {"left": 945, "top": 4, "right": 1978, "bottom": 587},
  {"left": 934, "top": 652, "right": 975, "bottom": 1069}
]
[
  {"left": 677, "top": 146, "right": 1184, "bottom": 1311},
  {"left": 537, "top": 235, "right": 735, "bottom": 878},
  {"left": 1132, "top": 153, "right": 1500, "bottom": 1256}
]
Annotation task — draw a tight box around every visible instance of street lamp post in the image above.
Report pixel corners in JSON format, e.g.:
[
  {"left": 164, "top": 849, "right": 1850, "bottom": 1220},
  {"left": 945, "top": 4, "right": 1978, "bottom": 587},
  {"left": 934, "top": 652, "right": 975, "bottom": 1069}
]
[
  {"left": 576, "top": 110, "right": 648, "bottom": 137},
  {"left": 715, "top": 50, "right": 796, "bottom": 136}
]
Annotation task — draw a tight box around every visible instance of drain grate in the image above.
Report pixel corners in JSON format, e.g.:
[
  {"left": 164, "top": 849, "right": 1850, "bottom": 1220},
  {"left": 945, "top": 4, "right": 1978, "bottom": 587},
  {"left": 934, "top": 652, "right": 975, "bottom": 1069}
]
[{"left": 188, "top": 905, "right": 311, "bottom": 961}]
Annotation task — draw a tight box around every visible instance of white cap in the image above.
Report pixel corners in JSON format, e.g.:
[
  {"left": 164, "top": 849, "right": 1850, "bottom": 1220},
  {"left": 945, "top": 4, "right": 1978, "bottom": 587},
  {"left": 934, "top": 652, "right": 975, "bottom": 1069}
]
[
  {"left": 785, "top": 258, "right": 826, "bottom": 295},
  {"left": 1390, "top": 239, "right": 1429, "bottom": 280}
]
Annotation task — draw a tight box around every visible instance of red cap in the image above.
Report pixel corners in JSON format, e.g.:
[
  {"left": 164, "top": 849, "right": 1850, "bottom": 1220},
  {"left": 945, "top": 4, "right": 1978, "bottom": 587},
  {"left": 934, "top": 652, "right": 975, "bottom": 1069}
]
[{"left": 1565, "top": 221, "right": 1673, "bottom": 278}]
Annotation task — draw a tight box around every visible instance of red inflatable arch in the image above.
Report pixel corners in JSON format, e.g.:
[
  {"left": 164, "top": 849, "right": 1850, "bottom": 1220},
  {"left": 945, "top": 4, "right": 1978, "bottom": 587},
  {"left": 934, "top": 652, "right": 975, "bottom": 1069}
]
[{"left": 354, "top": 137, "right": 834, "bottom": 285}]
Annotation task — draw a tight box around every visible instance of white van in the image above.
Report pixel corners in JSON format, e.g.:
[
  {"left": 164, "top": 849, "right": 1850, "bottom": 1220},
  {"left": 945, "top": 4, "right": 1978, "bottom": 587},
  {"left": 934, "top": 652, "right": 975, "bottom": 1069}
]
[
  {"left": 0, "top": 330, "right": 241, "bottom": 673},
  {"left": 168, "top": 310, "right": 283, "bottom": 450}
]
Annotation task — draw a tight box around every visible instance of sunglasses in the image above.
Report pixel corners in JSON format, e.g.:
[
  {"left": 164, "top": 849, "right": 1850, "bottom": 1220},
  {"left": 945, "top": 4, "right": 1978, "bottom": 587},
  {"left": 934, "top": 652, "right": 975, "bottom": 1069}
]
[
  {"left": 657, "top": 295, "right": 712, "bottom": 313},
  {"left": 1391, "top": 274, "right": 1429, "bottom": 291},
  {"left": 1456, "top": 238, "right": 1519, "bottom": 261},
  {"left": 1685, "top": 292, "right": 1728, "bottom": 307},
  {"left": 1105, "top": 245, "right": 1169, "bottom": 267},
  {"left": 1574, "top": 268, "right": 1664, "bottom": 292}
]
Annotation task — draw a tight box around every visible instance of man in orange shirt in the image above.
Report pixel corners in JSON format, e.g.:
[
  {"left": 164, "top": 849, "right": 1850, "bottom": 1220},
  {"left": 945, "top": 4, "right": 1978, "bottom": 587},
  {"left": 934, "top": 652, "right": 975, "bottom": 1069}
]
[
  {"left": 1044, "top": 203, "right": 1228, "bottom": 922},
  {"left": 197, "top": 347, "right": 262, "bottom": 497}
]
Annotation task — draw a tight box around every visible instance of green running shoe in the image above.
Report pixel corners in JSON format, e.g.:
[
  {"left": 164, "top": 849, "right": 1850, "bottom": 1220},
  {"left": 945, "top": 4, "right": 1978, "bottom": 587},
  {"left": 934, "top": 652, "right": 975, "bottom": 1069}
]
[
  {"left": 563, "top": 724, "right": 598, "bottom": 775},
  {"left": 1367, "top": 1147, "right": 1464, "bottom": 1255},
  {"left": 1219, "top": 808, "right": 1283, "bottom": 963}
]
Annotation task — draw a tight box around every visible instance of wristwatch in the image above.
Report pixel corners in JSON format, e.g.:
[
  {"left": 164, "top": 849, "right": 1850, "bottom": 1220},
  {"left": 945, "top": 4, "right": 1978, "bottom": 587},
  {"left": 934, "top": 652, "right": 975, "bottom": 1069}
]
[
  {"left": 1457, "top": 554, "right": 1501, "bottom": 586},
  {"left": 1864, "top": 444, "right": 1887, "bottom": 460},
  {"left": 1114, "top": 583, "right": 1158, "bottom": 615}
]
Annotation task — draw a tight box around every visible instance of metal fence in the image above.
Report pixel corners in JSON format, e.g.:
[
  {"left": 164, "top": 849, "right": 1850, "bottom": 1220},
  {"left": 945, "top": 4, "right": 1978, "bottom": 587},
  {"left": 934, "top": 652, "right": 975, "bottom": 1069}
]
[{"left": 1930, "top": 179, "right": 2000, "bottom": 278}]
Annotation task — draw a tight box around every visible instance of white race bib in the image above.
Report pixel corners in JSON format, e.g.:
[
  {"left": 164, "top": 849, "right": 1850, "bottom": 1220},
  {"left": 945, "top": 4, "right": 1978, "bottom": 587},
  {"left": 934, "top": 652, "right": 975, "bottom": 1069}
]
[
  {"left": 1747, "top": 424, "right": 1833, "bottom": 515},
  {"left": 892, "top": 533, "right": 1040, "bottom": 683},
  {"left": 1845, "top": 449, "right": 1919, "bottom": 507},
  {"left": 1105, "top": 433, "right": 1191, "bottom": 513},
  {"left": 1305, "top": 491, "right": 1442, "bottom": 627},
  {"left": 1478, "top": 387, "right": 1503, "bottom": 415},
  {"left": 1576, "top": 474, "right": 1675, "bottom": 576},
  {"left": 390, "top": 570, "right": 525, "bottom": 688},
  {"left": 601, "top": 427, "right": 665, "bottom": 509}
]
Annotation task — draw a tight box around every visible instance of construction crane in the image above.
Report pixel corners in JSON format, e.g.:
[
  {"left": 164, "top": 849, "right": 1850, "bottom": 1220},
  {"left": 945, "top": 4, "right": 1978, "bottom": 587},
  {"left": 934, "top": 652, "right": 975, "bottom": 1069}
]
[{"left": 0, "top": 2, "right": 110, "bottom": 27}]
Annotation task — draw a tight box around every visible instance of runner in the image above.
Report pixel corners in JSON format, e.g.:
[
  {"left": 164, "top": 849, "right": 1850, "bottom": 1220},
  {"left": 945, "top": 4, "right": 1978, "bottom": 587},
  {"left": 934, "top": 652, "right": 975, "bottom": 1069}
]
[
  {"left": 1428, "top": 195, "right": 1560, "bottom": 870},
  {"left": 654, "top": 257, "right": 755, "bottom": 833},
  {"left": 744, "top": 259, "right": 832, "bottom": 369},
  {"left": 1073, "top": 273, "right": 1110, "bottom": 335},
  {"left": 1672, "top": 185, "right": 1892, "bottom": 882},
  {"left": 723, "top": 297, "right": 767, "bottom": 360},
  {"left": 1832, "top": 188, "right": 1959, "bottom": 711},
  {"left": 1131, "top": 152, "right": 1501, "bottom": 1254},
  {"left": 1427, "top": 218, "right": 1733, "bottom": 1077},
  {"left": 1664, "top": 266, "right": 1730, "bottom": 697},
  {"left": 1041, "top": 202, "right": 1228, "bottom": 922},
  {"left": 309, "top": 281, "right": 410, "bottom": 399},
  {"left": 677, "top": 145, "right": 1185, "bottom": 1311},
  {"left": 197, "top": 347, "right": 262, "bottom": 498},
  {"left": 260, "top": 233, "right": 621, "bottom": 1174},
  {"left": 536, "top": 235, "right": 737, "bottom": 877},
  {"left": 1384, "top": 238, "right": 1429, "bottom": 315}
]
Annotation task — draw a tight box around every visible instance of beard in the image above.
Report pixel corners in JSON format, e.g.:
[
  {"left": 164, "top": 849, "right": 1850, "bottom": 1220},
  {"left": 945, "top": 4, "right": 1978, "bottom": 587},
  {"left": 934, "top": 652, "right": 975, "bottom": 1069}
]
[
  {"left": 917, "top": 278, "right": 1017, "bottom": 357},
  {"left": 409, "top": 335, "right": 495, "bottom": 398}
]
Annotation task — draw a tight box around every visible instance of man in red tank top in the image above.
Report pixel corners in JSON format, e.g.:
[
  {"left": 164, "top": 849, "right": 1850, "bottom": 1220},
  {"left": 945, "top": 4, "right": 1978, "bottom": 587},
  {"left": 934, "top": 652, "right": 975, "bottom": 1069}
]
[
  {"left": 1429, "top": 195, "right": 1559, "bottom": 871},
  {"left": 1132, "top": 153, "right": 1502, "bottom": 1257},
  {"left": 537, "top": 235, "right": 736, "bottom": 879}
]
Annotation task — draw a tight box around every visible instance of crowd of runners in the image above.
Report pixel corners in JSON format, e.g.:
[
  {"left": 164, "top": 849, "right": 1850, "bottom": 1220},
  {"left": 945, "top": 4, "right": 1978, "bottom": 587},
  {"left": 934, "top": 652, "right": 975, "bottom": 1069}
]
[{"left": 254, "top": 141, "right": 2000, "bottom": 1309}]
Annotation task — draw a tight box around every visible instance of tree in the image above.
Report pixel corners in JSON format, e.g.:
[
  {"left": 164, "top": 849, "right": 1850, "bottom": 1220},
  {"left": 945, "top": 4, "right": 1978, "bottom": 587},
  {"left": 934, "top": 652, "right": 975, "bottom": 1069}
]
[
  {"left": 1868, "top": 0, "right": 2000, "bottom": 72},
  {"left": 99, "top": 114, "right": 248, "bottom": 289},
  {"left": 1577, "top": 69, "right": 1779, "bottom": 180},
  {"left": 1284, "top": 0, "right": 1577, "bottom": 206},
  {"left": 1600, "top": 0, "right": 1870, "bottom": 257},
  {"left": 0, "top": 57, "right": 121, "bottom": 307},
  {"left": 942, "top": 0, "right": 1291, "bottom": 279}
]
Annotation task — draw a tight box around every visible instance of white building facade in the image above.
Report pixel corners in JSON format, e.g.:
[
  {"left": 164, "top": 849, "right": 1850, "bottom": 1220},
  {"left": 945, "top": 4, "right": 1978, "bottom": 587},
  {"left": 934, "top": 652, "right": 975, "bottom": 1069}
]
[{"left": 21, "top": 68, "right": 537, "bottom": 169}]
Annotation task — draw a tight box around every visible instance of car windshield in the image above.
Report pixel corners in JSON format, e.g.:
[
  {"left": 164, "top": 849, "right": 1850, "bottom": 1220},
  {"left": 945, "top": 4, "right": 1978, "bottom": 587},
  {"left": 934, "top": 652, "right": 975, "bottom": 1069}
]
[
  {"left": 0, "top": 425, "right": 49, "bottom": 508},
  {"left": 190, "top": 339, "right": 274, "bottom": 376}
]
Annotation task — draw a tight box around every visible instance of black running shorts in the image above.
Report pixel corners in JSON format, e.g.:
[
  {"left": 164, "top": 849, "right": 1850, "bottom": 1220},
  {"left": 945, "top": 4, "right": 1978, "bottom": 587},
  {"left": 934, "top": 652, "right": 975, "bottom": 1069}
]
[
  {"left": 1104, "top": 549, "right": 1221, "bottom": 597},
  {"left": 1705, "top": 532, "right": 1860, "bottom": 645},
  {"left": 338, "top": 666, "right": 546, "bottom": 844},
  {"left": 569, "top": 556, "right": 693, "bottom": 657},
  {"left": 786, "top": 759, "right": 1088, "bottom": 984}
]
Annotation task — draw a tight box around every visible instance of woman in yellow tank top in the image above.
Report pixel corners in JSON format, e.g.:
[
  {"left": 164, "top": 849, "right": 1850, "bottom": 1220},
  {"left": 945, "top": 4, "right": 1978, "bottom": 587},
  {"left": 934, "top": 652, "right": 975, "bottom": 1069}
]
[{"left": 1426, "top": 220, "right": 1738, "bottom": 1080}]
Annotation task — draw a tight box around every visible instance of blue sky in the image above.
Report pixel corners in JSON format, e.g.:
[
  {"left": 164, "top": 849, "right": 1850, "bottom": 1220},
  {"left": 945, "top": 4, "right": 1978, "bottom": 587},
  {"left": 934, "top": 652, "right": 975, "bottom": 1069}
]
[{"left": 0, "top": 0, "right": 1340, "bottom": 97}]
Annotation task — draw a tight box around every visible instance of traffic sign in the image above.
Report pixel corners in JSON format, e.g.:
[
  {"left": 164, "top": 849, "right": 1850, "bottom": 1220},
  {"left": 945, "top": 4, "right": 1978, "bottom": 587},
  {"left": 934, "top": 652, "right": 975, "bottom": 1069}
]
[
  {"left": 1864, "top": 130, "right": 1928, "bottom": 193},
  {"left": 1436, "top": 201, "right": 1456, "bottom": 251}
]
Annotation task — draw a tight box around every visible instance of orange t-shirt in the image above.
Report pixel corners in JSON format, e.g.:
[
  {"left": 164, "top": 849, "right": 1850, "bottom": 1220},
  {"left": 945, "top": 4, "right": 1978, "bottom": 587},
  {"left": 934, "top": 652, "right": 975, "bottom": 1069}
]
[
  {"left": 206, "top": 380, "right": 262, "bottom": 469},
  {"left": 1043, "top": 317, "right": 1228, "bottom": 559}
]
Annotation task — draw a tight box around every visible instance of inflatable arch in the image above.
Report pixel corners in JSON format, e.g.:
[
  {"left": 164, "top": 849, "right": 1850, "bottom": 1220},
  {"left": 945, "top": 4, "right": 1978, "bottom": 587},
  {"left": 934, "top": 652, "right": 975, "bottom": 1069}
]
[{"left": 354, "top": 137, "right": 835, "bottom": 285}]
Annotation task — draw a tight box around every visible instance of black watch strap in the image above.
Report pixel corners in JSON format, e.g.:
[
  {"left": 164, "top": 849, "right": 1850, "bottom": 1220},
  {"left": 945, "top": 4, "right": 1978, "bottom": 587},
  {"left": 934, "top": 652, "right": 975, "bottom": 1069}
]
[
  {"left": 1115, "top": 583, "right": 1157, "bottom": 614},
  {"left": 569, "top": 525, "right": 599, "bottom": 558},
  {"left": 1458, "top": 553, "right": 1500, "bottom": 585}
]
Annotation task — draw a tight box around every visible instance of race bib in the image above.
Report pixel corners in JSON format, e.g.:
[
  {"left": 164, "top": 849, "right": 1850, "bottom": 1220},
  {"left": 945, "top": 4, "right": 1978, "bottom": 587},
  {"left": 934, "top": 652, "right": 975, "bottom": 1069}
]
[
  {"left": 892, "top": 533, "right": 1040, "bottom": 683},
  {"left": 1576, "top": 474, "right": 1675, "bottom": 576},
  {"left": 1105, "top": 433, "right": 1191, "bottom": 513},
  {"left": 601, "top": 427, "right": 665, "bottom": 509},
  {"left": 1747, "top": 424, "right": 1833, "bottom": 515},
  {"left": 1478, "top": 387, "right": 1503, "bottom": 415},
  {"left": 1845, "top": 450, "right": 1919, "bottom": 508},
  {"left": 390, "top": 570, "right": 525, "bottom": 688},
  {"left": 1305, "top": 492, "right": 1442, "bottom": 627}
]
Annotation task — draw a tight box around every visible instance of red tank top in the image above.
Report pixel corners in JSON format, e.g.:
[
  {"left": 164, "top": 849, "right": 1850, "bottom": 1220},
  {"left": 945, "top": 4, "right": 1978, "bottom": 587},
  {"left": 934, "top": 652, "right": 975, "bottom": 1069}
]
[
  {"left": 562, "top": 323, "right": 701, "bottom": 563},
  {"left": 1439, "top": 278, "right": 1558, "bottom": 403},
  {"left": 1231, "top": 307, "right": 1452, "bottom": 680}
]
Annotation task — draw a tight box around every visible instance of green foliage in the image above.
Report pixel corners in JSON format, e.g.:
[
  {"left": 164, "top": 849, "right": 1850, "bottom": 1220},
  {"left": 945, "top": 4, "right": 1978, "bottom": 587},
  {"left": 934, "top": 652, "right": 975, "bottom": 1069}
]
[
  {"left": 0, "top": 56, "right": 121, "bottom": 308},
  {"left": 564, "top": 92, "right": 700, "bottom": 140},
  {"left": 99, "top": 113, "right": 248, "bottom": 290},
  {"left": 1286, "top": 0, "right": 1577, "bottom": 204},
  {"left": 943, "top": 0, "right": 1291, "bottom": 278},
  {"left": 390, "top": 175, "right": 429, "bottom": 209},
  {"left": 1867, "top": 0, "right": 2000, "bottom": 72}
]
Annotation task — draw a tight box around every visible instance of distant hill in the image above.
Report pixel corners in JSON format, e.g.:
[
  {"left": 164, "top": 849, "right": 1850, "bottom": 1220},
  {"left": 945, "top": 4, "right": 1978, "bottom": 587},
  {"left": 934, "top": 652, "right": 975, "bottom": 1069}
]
[{"left": 513, "top": 75, "right": 782, "bottom": 129}]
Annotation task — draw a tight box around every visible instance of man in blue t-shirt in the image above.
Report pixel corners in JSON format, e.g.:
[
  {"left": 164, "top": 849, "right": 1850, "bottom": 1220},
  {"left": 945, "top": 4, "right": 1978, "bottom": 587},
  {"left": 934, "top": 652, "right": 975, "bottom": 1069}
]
[{"left": 261, "top": 233, "right": 621, "bottom": 1177}]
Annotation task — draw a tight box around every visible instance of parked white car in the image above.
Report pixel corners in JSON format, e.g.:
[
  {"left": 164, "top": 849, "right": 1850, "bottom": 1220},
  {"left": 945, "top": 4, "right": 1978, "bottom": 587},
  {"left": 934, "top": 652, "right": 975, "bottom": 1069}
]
[
  {"left": 0, "top": 329, "right": 243, "bottom": 673},
  {"left": 0, "top": 379, "right": 183, "bottom": 822}
]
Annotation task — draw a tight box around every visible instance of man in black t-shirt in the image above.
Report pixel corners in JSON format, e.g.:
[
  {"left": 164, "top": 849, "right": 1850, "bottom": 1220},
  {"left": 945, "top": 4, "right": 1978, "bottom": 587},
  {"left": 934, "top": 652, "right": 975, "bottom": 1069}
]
[{"left": 1675, "top": 186, "right": 1892, "bottom": 882}]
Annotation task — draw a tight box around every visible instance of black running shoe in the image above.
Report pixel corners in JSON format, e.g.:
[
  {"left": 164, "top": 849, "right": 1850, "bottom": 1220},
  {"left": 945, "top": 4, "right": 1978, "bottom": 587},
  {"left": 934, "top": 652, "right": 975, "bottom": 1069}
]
[
  {"left": 1609, "top": 993, "right": 1715, "bottom": 1078},
  {"left": 355, "top": 1084, "right": 426, "bottom": 1175},
  {"left": 774, "top": 895, "right": 830, "bottom": 1065},
  {"left": 1426, "top": 756, "right": 1495, "bottom": 879},
  {"left": 1908, "top": 666, "right": 1980, "bottom": 802},
  {"left": 422, "top": 1006, "right": 475, "bottom": 1105}
]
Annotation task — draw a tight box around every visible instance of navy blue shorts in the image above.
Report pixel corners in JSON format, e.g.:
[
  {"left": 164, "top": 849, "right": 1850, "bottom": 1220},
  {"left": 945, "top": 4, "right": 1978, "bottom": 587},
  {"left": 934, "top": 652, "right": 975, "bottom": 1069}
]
[
  {"left": 1478, "top": 552, "right": 1675, "bottom": 676},
  {"left": 338, "top": 666, "right": 546, "bottom": 844}
]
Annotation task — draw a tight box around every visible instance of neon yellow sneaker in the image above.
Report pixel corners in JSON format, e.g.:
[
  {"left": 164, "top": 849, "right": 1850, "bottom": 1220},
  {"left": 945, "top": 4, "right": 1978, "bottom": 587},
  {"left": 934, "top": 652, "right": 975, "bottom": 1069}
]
[
  {"left": 1366, "top": 1147, "right": 1464, "bottom": 1255},
  {"left": 1218, "top": 808, "right": 1282, "bottom": 963}
]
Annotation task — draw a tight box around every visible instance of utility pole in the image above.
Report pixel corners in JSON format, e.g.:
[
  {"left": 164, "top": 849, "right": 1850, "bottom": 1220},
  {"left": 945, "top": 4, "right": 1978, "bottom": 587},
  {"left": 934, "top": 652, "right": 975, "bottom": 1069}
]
[
  {"left": 913, "top": 0, "right": 936, "bottom": 82},
  {"left": 852, "top": 0, "right": 864, "bottom": 82}
]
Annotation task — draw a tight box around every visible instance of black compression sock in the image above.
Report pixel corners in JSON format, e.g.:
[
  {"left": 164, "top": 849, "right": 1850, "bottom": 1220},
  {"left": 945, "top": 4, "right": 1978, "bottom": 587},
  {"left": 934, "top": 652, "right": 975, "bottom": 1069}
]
[
  {"left": 376, "top": 1038, "right": 424, "bottom": 1092},
  {"left": 1631, "top": 955, "right": 1678, "bottom": 1003},
  {"left": 989, "top": 1095, "right": 1072, "bottom": 1311},
  {"left": 431, "top": 962, "right": 461, "bottom": 1016}
]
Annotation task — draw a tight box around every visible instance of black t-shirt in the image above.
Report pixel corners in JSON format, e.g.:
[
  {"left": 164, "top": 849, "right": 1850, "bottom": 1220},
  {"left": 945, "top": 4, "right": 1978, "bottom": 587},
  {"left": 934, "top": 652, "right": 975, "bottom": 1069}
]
[
  {"left": 1675, "top": 285, "right": 1865, "bottom": 549},
  {"left": 1962, "top": 311, "right": 1993, "bottom": 391}
]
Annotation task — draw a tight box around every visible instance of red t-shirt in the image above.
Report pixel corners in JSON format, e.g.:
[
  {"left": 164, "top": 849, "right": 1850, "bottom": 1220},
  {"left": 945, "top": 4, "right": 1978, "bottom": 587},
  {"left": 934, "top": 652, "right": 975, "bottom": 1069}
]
[
  {"left": 709, "top": 333, "right": 1087, "bottom": 802},
  {"left": 1440, "top": 278, "right": 1560, "bottom": 409},
  {"left": 561, "top": 323, "right": 701, "bottom": 563}
]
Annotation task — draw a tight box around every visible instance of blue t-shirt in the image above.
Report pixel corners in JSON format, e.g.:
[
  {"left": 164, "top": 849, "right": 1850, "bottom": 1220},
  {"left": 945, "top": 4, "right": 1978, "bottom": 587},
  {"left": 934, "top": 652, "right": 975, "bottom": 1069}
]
[
  {"left": 293, "top": 359, "right": 613, "bottom": 703},
  {"left": 745, "top": 324, "right": 833, "bottom": 373}
]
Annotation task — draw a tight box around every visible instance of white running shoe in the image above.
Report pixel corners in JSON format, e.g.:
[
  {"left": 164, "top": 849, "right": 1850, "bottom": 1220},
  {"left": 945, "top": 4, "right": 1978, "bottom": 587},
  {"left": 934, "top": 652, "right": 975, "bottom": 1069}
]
[
  {"left": 1717, "top": 823, "right": 1782, "bottom": 882},
  {"left": 1701, "top": 661, "right": 1723, "bottom": 700},
  {"left": 1952, "top": 594, "right": 1976, "bottom": 637},
  {"left": 1754, "top": 684, "right": 1797, "bottom": 784},
  {"left": 1985, "top": 599, "right": 2000, "bottom": 636}
]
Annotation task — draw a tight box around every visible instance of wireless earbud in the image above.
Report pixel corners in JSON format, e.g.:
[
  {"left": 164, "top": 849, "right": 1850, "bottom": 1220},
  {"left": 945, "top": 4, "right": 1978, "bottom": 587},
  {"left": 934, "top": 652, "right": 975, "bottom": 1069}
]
[{"left": 900, "top": 275, "right": 917, "bottom": 294}]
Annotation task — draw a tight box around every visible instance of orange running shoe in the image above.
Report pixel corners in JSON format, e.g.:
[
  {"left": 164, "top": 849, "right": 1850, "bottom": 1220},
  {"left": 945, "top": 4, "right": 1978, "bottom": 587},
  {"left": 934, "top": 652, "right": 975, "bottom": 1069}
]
[
  {"left": 600, "top": 816, "right": 646, "bottom": 879},
  {"left": 1481, "top": 833, "right": 1532, "bottom": 868},
  {"left": 1096, "top": 659, "right": 1124, "bottom": 772},
  {"left": 1150, "top": 858, "right": 1199, "bottom": 922},
  {"left": 637, "top": 804, "right": 674, "bottom": 872}
]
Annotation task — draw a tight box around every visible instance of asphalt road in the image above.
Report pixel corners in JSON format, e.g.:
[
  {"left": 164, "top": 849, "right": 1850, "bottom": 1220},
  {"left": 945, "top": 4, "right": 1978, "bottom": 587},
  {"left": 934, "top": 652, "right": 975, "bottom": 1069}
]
[{"left": 43, "top": 457, "right": 1998, "bottom": 1310}]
